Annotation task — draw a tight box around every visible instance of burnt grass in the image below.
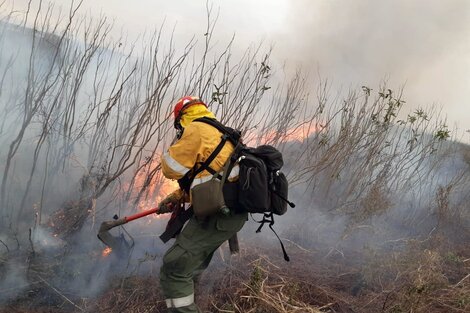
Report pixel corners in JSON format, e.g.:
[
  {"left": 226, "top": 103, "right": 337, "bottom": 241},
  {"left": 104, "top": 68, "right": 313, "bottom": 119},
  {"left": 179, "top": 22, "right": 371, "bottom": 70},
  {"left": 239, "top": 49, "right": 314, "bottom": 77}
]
[{"left": 0, "top": 234, "right": 468, "bottom": 313}]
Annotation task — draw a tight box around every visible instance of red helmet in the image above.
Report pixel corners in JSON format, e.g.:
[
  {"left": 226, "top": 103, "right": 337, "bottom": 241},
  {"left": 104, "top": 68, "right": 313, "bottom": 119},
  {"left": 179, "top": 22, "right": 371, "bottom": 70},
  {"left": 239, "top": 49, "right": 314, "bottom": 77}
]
[{"left": 173, "top": 96, "right": 206, "bottom": 119}]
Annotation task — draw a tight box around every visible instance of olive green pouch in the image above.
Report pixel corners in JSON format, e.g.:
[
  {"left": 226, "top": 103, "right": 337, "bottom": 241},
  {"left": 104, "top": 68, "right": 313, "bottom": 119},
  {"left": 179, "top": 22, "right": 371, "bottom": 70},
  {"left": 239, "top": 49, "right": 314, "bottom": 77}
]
[
  {"left": 191, "top": 178, "right": 224, "bottom": 217},
  {"left": 191, "top": 161, "right": 231, "bottom": 217}
]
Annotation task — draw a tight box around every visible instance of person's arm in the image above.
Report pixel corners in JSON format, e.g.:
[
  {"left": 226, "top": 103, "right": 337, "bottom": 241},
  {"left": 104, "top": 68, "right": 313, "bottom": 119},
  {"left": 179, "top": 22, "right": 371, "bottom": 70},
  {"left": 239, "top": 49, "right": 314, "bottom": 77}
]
[{"left": 161, "top": 125, "right": 201, "bottom": 180}]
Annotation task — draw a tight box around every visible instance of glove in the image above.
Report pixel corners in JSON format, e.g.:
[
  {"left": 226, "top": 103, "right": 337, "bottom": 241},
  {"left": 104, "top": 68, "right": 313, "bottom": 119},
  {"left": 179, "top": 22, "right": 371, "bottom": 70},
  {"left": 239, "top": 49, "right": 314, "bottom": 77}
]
[{"left": 157, "top": 189, "right": 184, "bottom": 214}]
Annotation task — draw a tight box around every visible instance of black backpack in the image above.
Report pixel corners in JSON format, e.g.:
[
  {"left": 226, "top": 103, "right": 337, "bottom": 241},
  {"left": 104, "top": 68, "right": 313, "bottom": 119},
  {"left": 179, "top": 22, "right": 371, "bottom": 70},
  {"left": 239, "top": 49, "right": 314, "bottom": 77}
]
[
  {"left": 236, "top": 145, "right": 293, "bottom": 215},
  {"left": 183, "top": 117, "right": 295, "bottom": 261}
]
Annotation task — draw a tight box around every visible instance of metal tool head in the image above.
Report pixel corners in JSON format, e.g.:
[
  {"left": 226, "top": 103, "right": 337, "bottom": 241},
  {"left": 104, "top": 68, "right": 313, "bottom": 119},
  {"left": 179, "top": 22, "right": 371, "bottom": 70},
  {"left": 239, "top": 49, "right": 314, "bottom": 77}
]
[{"left": 97, "top": 218, "right": 133, "bottom": 257}]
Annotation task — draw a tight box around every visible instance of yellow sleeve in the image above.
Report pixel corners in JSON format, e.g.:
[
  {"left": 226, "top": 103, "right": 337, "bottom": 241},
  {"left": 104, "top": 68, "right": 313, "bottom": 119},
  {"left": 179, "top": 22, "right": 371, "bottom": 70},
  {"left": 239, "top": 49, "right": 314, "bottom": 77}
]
[{"left": 161, "top": 125, "right": 201, "bottom": 180}]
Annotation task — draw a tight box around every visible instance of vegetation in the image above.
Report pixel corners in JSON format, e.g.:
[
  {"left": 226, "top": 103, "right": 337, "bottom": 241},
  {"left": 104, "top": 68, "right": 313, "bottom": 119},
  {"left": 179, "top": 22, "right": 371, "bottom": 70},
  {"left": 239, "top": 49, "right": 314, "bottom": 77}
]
[{"left": 0, "top": 1, "right": 468, "bottom": 312}]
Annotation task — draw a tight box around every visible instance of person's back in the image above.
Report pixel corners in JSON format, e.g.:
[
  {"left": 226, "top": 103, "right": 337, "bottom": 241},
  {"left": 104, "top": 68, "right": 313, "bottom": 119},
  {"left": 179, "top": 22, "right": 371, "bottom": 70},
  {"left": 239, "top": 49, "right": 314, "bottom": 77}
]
[{"left": 162, "top": 118, "right": 238, "bottom": 188}]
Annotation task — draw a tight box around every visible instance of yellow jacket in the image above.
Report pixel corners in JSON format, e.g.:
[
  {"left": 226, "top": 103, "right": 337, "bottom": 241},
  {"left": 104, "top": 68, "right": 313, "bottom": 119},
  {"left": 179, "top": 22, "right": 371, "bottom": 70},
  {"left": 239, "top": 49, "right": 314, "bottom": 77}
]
[{"left": 161, "top": 105, "right": 239, "bottom": 189}]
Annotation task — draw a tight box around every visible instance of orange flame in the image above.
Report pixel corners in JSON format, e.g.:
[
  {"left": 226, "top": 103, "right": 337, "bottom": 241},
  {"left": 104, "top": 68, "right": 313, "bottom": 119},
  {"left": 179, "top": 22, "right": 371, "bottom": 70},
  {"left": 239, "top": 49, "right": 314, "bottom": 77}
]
[
  {"left": 130, "top": 157, "right": 180, "bottom": 220},
  {"left": 102, "top": 247, "right": 112, "bottom": 257},
  {"left": 139, "top": 179, "right": 179, "bottom": 220}
]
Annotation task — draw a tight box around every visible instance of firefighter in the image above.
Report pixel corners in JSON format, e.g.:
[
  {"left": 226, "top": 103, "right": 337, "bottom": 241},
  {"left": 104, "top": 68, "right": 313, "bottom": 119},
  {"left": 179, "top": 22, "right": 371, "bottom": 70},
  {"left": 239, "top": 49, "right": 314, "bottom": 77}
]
[{"left": 158, "top": 96, "right": 247, "bottom": 313}]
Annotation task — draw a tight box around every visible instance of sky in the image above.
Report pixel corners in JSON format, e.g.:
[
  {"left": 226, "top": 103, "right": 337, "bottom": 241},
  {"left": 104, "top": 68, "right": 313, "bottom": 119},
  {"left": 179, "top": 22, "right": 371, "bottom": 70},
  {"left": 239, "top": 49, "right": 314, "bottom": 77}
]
[{"left": 9, "top": 0, "right": 470, "bottom": 139}]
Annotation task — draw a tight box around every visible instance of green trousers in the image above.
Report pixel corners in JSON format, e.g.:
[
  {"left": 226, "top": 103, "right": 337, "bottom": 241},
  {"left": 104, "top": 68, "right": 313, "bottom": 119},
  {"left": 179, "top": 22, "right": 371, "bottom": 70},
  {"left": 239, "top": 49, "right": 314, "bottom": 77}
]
[{"left": 160, "top": 211, "right": 247, "bottom": 313}]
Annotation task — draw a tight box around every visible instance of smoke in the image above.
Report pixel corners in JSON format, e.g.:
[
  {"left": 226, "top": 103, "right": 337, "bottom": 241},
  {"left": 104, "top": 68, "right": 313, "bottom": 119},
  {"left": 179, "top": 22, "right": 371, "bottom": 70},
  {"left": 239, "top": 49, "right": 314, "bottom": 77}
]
[
  {"left": 0, "top": 1, "right": 469, "bottom": 309},
  {"left": 31, "top": 227, "right": 66, "bottom": 252},
  {"left": 0, "top": 264, "right": 28, "bottom": 304},
  {"left": 271, "top": 135, "right": 470, "bottom": 255},
  {"left": 0, "top": 5, "right": 170, "bottom": 305},
  {"left": 8, "top": 0, "right": 470, "bottom": 132},
  {"left": 276, "top": 0, "right": 470, "bottom": 132}
]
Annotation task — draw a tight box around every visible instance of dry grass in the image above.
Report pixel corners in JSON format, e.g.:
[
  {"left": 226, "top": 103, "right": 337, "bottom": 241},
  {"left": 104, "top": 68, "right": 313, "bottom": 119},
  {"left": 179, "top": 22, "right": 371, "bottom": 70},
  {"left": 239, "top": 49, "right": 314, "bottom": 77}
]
[
  {"left": 360, "top": 241, "right": 470, "bottom": 312},
  {"left": 0, "top": 238, "right": 468, "bottom": 313},
  {"left": 206, "top": 254, "right": 346, "bottom": 313},
  {"left": 90, "top": 276, "right": 166, "bottom": 313}
]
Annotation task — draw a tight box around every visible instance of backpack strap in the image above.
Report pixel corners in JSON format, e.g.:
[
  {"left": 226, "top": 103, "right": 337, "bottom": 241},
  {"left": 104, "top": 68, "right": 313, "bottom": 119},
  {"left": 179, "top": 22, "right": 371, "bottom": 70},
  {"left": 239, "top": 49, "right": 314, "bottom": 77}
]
[
  {"left": 178, "top": 132, "right": 229, "bottom": 193},
  {"left": 194, "top": 117, "right": 241, "bottom": 146},
  {"left": 178, "top": 118, "right": 242, "bottom": 193},
  {"left": 271, "top": 190, "right": 296, "bottom": 208},
  {"left": 255, "top": 212, "right": 290, "bottom": 262}
]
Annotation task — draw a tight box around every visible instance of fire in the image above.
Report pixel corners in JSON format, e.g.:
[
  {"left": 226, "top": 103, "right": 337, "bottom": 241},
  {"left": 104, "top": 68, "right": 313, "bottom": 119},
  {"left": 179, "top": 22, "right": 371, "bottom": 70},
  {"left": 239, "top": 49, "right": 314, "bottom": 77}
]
[
  {"left": 102, "top": 247, "right": 112, "bottom": 257},
  {"left": 155, "top": 179, "right": 180, "bottom": 205},
  {"left": 130, "top": 157, "right": 180, "bottom": 219},
  {"left": 282, "top": 123, "right": 319, "bottom": 142},
  {"left": 135, "top": 179, "right": 179, "bottom": 220}
]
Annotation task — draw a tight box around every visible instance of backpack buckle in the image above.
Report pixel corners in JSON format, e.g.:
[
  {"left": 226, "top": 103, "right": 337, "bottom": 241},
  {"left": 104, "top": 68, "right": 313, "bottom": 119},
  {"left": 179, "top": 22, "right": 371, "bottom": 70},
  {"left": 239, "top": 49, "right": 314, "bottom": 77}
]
[{"left": 237, "top": 155, "right": 246, "bottom": 162}]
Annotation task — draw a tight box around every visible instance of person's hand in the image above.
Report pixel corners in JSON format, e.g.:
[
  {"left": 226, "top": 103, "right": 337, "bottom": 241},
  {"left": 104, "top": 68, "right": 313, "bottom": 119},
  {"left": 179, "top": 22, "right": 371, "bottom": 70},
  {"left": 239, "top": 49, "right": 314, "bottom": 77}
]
[
  {"left": 157, "top": 201, "right": 176, "bottom": 214},
  {"left": 156, "top": 189, "right": 183, "bottom": 214}
]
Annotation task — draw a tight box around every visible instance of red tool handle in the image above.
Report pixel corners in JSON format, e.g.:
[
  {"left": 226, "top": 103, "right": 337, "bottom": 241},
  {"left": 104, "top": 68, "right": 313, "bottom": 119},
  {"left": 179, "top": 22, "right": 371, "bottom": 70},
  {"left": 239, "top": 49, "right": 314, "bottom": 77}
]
[{"left": 124, "top": 207, "right": 158, "bottom": 222}]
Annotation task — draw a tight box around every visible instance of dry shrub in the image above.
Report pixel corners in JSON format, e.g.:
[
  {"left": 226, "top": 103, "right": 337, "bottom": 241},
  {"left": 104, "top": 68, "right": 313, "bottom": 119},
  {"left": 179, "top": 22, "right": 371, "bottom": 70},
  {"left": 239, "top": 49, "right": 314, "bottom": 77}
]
[
  {"left": 360, "top": 238, "right": 469, "bottom": 313},
  {"left": 433, "top": 182, "right": 470, "bottom": 245},
  {"left": 47, "top": 198, "right": 94, "bottom": 239},
  {"left": 353, "top": 181, "right": 391, "bottom": 223},
  {"left": 213, "top": 261, "right": 322, "bottom": 313},
  {"left": 436, "top": 185, "right": 454, "bottom": 224},
  {"left": 461, "top": 145, "right": 470, "bottom": 167}
]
